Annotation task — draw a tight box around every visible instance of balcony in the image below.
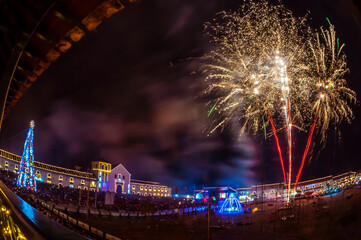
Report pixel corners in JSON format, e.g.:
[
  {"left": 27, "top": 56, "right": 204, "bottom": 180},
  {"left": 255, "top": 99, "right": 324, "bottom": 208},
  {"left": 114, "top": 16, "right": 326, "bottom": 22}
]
[{"left": 0, "top": 181, "right": 87, "bottom": 240}]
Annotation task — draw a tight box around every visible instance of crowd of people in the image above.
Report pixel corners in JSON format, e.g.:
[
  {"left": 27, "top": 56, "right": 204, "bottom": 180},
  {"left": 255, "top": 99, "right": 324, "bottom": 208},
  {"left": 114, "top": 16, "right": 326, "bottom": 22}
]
[
  {"left": 0, "top": 169, "right": 207, "bottom": 215},
  {"left": 0, "top": 169, "right": 208, "bottom": 239}
]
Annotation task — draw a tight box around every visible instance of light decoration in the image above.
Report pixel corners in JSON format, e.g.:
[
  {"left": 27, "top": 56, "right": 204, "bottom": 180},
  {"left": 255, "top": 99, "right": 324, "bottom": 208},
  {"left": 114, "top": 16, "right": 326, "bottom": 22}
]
[
  {"left": 219, "top": 192, "right": 226, "bottom": 199},
  {"left": 0, "top": 202, "right": 26, "bottom": 239},
  {"left": 17, "top": 121, "right": 37, "bottom": 191},
  {"left": 195, "top": 193, "right": 203, "bottom": 199},
  {"left": 0, "top": 149, "right": 93, "bottom": 178},
  {"left": 219, "top": 197, "right": 244, "bottom": 214},
  {"left": 98, "top": 171, "right": 102, "bottom": 188},
  {"left": 34, "top": 176, "right": 43, "bottom": 182},
  {"left": 202, "top": 0, "right": 355, "bottom": 202}
]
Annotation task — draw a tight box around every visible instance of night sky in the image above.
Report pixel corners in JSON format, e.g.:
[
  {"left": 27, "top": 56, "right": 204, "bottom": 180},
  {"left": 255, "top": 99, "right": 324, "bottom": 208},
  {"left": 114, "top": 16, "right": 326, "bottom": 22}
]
[{"left": 1, "top": 0, "right": 360, "bottom": 190}]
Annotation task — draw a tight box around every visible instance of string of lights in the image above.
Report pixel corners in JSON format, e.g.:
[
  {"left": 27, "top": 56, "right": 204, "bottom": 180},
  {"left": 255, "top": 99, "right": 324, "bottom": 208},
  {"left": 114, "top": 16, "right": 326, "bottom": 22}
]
[{"left": 17, "top": 121, "right": 36, "bottom": 191}]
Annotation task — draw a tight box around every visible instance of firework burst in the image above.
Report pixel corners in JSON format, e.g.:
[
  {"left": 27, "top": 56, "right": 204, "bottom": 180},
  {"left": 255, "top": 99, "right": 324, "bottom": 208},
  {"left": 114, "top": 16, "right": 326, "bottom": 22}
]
[
  {"left": 201, "top": 0, "right": 356, "bottom": 198},
  {"left": 307, "top": 25, "right": 356, "bottom": 141},
  {"left": 203, "top": 0, "right": 313, "bottom": 137}
]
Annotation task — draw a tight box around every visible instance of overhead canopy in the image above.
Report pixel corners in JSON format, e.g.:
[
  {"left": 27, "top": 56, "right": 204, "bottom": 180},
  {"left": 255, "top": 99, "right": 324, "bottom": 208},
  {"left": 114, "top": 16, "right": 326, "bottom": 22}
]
[{"left": 0, "top": 0, "right": 135, "bottom": 118}]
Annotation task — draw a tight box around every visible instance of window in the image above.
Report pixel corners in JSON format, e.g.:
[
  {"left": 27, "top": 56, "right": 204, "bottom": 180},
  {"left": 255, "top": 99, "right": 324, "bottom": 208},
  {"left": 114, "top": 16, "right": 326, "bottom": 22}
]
[
  {"left": 161, "top": 188, "right": 164, "bottom": 192},
  {"left": 84, "top": 187, "right": 88, "bottom": 190},
  {"left": 35, "top": 170, "right": 41, "bottom": 177},
  {"left": 5, "top": 161, "right": 8, "bottom": 167},
  {"left": 114, "top": 174, "right": 117, "bottom": 178},
  {"left": 145, "top": 186, "right": 148, "bottom": 191},
  {"left": 91, "top": 181, "right": 96, "bottom": 187},
  {"left": 47, "top": 180, "right": 51, "bottom": 184},
  {"left": 70, "top": 177, "right": 74, "bottom": 183},
  {"left": 154, "top": 188, "right": 156, "bottom": 192},
  {"left": 59, "top": 176, "right": 63, "bottom": 181},
  {"left": 165, "top": 189, "right": 167, "bottom": 192},
  {"left": 78, "top": 186, "right": 81, "bottom": 189},
  {"left": 69, "top": 184, "right": 74, "bottom": 188},
  {"left": 47, "top": 173, "right": 51, "bottom": 179},
  {"left": 132, "top": 185, "right": 135, "bottom": 190},
  {"left": 15, "top": 164, "right": 18, "bottom": 170},
  {"left": 58, "top": 183, "right": 63, "bottom": 188},
  {"left": 132, "top": 191, "right": 135, "bottom": 194},
  {"left": 123, "top": 176, "right": 125, "bottom": 179},
  {"left": 140, "top": 186, "right": 144, "bottom": 190},
  {"left": 149, "top": 187, "right": 152, "bottom": 191},
  {"left": 161, "top": 194, "right": 163, "bottom": 197},
  {"left": 118, "top": 174, "right": 122, "bottom": 178},
  {"left": 144, "top": 193, "right": 147, "bottom": 196},
  {"left": 81, "top": 180, "right": 85, "bottom": 185}
]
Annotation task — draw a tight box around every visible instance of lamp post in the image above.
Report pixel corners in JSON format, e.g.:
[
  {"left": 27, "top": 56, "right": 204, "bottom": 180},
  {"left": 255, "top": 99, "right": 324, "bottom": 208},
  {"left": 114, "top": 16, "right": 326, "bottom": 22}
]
[
  {"left": 86, "top": 170, "right": 90, "bottom": 217},
  {"left": 78, "top": 186, "right": 81, "bottom": 207}
]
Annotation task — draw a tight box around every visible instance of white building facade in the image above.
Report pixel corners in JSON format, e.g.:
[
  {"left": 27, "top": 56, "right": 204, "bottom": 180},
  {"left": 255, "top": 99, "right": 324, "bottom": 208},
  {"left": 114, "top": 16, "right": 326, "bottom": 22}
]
[
  {"left": 107, "top": 163, "right": 131, "bottom": 194},
  {"left": 0, "top": 149, "right": 172, "bottom": 197},
  {"left": 0, "top": 149, "right": 97, "bottom": 191},
  {"left": 130, "top": 179, "right": 172, "bottom": 197}
]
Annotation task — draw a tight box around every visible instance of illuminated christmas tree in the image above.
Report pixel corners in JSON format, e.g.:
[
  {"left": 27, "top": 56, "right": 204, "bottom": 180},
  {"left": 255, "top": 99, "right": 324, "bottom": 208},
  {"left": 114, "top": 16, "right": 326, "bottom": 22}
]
[{"left": 17, "top": 120, "right": 36, "bottom": 191}]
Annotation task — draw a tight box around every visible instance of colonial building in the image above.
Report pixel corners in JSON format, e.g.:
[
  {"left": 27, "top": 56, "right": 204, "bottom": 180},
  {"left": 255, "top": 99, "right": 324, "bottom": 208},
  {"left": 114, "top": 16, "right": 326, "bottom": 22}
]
[
  {"left": 195, "top": 171, "right": 359, "bottom": 202},
  {"left": 0, "top": 149, "right": 172, "bottom": 197},
  {"left": 130, "top": 179, "right": 172, "bottom": 197},
  {"left": 91, "top": 161, "right": 112, "bottom": 190},
  {"left": 235, "top": 171, "right": 358, "bottom": 201},
  {"left": 107, "top": 162, "right": 131, "bottom": 194},
  {"left": 0, "top": 149, "right": 97, "bottom": 191}
]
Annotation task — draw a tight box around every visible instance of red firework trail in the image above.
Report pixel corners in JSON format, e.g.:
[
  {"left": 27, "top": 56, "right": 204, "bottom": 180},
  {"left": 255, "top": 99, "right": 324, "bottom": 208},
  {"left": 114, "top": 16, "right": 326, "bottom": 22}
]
[
  {"left": 294, "top": 114, "right": 318, "bottom": 188},
  {"left": 267, "top": 110, "right": 287, "bottom": 186},
  {"left": 286, "top": 99, "right": 292, "bottom": 188}
]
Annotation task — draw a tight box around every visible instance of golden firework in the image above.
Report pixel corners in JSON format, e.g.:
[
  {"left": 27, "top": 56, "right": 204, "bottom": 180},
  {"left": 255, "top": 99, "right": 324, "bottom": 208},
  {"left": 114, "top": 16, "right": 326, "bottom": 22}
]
[{"left": 202, "top": 0, "right": 355, "bottom": 142}]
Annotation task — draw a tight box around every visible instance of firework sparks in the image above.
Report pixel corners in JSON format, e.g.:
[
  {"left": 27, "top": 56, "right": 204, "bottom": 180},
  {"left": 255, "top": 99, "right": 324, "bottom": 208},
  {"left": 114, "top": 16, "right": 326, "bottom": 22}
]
[
  {"left": 307, "top": 25, "right": 356, "bottom": 142},
  {"left": 202, "top": 0, "right": 312, "bottom": 138},
  {"left": 294, "top": 24, "right": 356, "bottom": 188},
  {"left": 201, "top": 0, "right": 356, "bottom": 198}
]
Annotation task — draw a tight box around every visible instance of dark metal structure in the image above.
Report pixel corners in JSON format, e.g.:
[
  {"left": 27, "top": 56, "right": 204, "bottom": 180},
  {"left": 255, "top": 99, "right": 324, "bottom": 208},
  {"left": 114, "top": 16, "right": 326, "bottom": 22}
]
[
  {"left": 0, "top": 0, "right": 135, "bottom": 238},
  {"left": 0, "top": 0, "right": 135, "bottom": 128}
]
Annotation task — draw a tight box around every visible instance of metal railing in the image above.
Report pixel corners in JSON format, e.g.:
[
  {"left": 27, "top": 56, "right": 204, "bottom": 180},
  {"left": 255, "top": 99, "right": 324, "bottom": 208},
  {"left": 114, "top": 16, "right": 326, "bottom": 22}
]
[{"left": 0, "top": 181, "right": 88, "bottom": 240}]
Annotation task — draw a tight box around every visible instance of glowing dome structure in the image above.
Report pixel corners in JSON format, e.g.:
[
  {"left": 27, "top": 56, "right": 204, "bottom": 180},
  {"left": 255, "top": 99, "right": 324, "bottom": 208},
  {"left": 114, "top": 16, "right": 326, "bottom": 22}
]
[{"left": 219, "top": 197, "right": 244, "bottom": 214}]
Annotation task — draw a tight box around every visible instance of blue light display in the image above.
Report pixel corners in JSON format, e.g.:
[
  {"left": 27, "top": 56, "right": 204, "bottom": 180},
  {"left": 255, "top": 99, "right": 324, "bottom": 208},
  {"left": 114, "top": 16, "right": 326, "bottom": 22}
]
[
  {"left": 17, "top": 121, "right": 37, "bottom": 191},
  {"left": 218, "top": 197, "right": 243, "bottom": 214},
  {"left": 229, "top": 192, "right": 237, "bottom": 198},
  {"left": 34, "top": 176, "right": 43, "bottom": 182}
]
